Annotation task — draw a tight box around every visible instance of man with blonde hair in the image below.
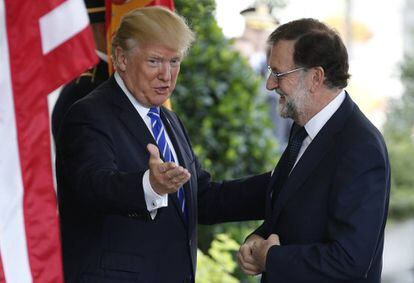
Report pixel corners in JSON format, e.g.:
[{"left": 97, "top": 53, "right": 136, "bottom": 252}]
[{"left": 56, "top": 6, "right": 267, "bottom": 283}]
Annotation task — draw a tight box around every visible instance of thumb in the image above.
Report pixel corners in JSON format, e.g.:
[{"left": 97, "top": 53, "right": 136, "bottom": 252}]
[
  {"left": 147, "top": 143, "right": 161, "bottom": 161},
  {"left": 267, "top": 234, "right": 280, "bottom": 244}
]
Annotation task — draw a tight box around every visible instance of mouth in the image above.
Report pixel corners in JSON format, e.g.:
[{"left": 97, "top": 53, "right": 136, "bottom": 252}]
[
  {"left": 275, "top": 89, "right": 286, "bottom": 102},
  {"left": 154, "top": 86, "right": 170, "bottom": 94}
]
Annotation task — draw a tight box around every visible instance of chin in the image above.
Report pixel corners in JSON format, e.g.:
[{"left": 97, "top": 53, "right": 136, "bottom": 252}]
[{"left": 151, "top": 97, "right": 169, "bottom": 107}]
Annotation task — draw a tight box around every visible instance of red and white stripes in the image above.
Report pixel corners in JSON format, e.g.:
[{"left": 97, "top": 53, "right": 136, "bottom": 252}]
[
  {"left": 0, "top": 1, "right": 32, "bottom": 281},
  {"left": 0, "top": 0, "right": 97, "bottom": 282}
]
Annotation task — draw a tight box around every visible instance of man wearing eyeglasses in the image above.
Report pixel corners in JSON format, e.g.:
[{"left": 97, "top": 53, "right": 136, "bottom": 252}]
[{"left": 237, "top": 18, "right": 390, "bottom": 283}]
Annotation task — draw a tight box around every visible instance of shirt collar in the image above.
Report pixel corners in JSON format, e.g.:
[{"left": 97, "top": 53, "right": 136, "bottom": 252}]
[{"left": 304, "top": 90, "right": 346, "bottom": 140}]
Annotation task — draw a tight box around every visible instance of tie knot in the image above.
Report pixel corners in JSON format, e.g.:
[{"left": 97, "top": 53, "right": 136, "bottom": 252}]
[
  {"left": 147, "top": 107, "right": 160, "bottom": 120},
  {"left": 292, "top": 126, "right": 308, "bottom": 143}
]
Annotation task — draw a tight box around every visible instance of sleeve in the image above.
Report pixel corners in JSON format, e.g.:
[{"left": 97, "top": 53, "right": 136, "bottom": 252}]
[
  {"left": 264, "top": 143, "right": 390, "bottom": 282},
  {"left": 142, "top": 169, "right": 168, "bottom": 219},
  {"left": 159, "top": 111, "right": 271, "bottom": 224},
  {"left": 56, "top": 100, "right": 150, "bottom": 216},
  {"left": 197, "top": 170, "right": 271, "bottom": 225},
  {"left": 250, "top": 221, "right": 269, "bottom": 239}
]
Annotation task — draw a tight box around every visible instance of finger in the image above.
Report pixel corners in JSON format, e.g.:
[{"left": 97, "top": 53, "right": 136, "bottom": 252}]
[
  {"left": 172, "top": 169, "right": 191, "bottom": 185},
  {"left": 239, "top": 244, "right": 252, "bottom": 258},
  {"left": 170, "top": 176, "right": 186, "bottom": 187},
  {"left": 175, "top": 172, "right": 191, "bottom": 184},
  {"left": 147, "top": 144, "right": 161, "bottom": 161},
  {"left": 164, "top": 166, "right": 185, "bottom": 179},
  {"left": 250, "top": 243, "right": 260, "bottom": 260},
  {"left": 240, "top": 251, "right": 257, "bottom": 266},
  {"left": 237, "top": 252, "right": 251, "bottom": 271},
  {"left": 159, "top": 162, "right": 177, "bottom": 173},
  {"left": 250, "top": 240, "right": 258, "bottom": 254},
  {"left": 160, "top": 167, "right": 191, "bottom": 192},
  {"left": 268, "top": 234, "right": 280, "bottom": 245},
  {"left": 237, "top": 252, "right": 260, "bottom": 275},
  {"left": 165, "top": 167, "right": 191, "bottom": 182},
  {"left": 239, "top": 245, "right": 258, "bottom": 265},
  {"left": 178, "top": 168, "right": 191, "bottom": 180}
]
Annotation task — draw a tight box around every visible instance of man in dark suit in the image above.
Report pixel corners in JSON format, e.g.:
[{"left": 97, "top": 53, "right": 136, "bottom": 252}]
[
  {"left": 56, "top": 6, "right": 268, "bottom": 283},
  {"left": 51, "top": 0, "right": 108, "bottom": 141},
  {"left": 237, "top": 18, "right": 391, "bottom": 283}
]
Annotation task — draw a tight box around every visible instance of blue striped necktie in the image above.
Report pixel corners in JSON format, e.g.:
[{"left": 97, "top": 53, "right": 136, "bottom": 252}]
[{"left": 147, "top": 107, "right": 187, "bottom": 218}]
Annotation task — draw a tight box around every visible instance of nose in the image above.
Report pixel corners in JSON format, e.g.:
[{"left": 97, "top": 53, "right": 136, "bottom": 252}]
[
  {"left": 266, "top": 75, "right": 278, "bottom": 91},
  {"left": 158, "top": 63, "right": 171, "bottom": 81}
]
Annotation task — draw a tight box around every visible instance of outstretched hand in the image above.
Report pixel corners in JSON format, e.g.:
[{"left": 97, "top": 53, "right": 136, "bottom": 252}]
[{"left": 147, "top": 144, "right": 191, "bottom": 195}]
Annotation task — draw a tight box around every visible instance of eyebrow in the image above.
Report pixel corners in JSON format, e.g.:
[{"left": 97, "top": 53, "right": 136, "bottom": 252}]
[{"left": 146, "top": 53, "right": 182, "bottom": 60}]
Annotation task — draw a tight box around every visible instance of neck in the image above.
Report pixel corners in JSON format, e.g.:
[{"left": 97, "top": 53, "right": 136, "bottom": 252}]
[{"left": 296, "top": 88, "right": 342, "bottom": 126}]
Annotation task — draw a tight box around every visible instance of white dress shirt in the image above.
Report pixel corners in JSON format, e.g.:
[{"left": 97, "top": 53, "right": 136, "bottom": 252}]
[{"left": 115, "top": 72, "right": 180, "bottom": 219}]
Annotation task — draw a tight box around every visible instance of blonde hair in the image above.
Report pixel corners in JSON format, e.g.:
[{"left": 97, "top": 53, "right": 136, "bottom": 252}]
[{"left": 111, "top": 6, "right": 195, "bottom": 62}]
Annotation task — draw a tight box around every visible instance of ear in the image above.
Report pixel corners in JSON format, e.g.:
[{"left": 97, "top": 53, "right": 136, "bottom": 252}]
[
  {"left": 114, "top": 46, "right": 127, "bottom": 72},
  {"left": 309, "top": 66, "right": 325, "bottom": 93}
]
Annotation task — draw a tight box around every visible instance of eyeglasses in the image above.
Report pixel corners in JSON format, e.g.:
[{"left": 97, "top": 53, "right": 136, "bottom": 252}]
[{"left": 267, "top": 66, "right": 305, "bottom": 82}]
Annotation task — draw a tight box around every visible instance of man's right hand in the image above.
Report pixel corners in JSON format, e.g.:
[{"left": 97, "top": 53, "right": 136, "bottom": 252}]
[{"left": 147, "top": 144, "right": 191, "bottom": 195}]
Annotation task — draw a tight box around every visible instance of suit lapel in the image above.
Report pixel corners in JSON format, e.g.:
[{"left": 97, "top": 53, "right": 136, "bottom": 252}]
[
  {"left": 269, "top": 93, "right": 355, "bottom": 224},
  {"left": 270, "top": 132, "right": 335, "bottom": 223},
  {"left": 108, "top": 77, "right": 155, "bottom": 152}
]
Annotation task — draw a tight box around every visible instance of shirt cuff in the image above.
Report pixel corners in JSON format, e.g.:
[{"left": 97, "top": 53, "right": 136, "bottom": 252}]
[{"left": 143, "top": 170, "right": 168, "bottom": 219}]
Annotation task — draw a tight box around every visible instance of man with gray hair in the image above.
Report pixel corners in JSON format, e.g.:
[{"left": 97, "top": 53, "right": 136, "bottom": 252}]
[
  {"left": 56, "top": 6, "right": 267, "bottom": 283},
  {"left": 237, "top": 18, "right": 390, "bottom": 283}
]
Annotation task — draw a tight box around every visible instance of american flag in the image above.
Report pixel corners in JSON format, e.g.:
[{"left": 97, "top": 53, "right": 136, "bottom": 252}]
[{"left": 0, "top": 0, "right": 97, "bottom": 282}]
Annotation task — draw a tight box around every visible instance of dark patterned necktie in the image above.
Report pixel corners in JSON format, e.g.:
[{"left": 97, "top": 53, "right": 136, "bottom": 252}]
[
  {"left": 147, "top": 107, "right": 186, "bottom": 217},
  {"left": 272, "top": 124, "right": 308, "bottom": 201}
]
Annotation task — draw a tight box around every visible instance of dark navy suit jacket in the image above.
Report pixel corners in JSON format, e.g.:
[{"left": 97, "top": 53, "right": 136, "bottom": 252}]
[
  {"left": 254, "top": 93, "right": 391, "bottom": 283},
  {"left": 56, "top": 76, "right": 268, "bottom": 283}
]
